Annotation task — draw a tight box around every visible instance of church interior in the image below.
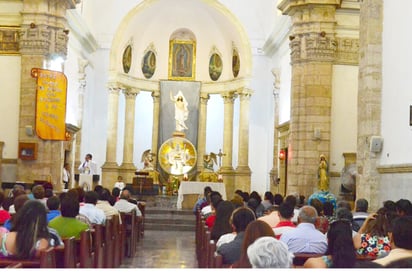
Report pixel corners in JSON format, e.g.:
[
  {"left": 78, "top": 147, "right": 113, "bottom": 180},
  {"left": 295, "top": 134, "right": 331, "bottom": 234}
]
[{"left": 1, "top": 0, "right": 412, "bottom": 268}]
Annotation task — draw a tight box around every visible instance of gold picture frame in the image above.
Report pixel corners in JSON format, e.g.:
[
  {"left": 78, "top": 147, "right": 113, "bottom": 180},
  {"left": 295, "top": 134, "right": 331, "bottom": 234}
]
[{"left": 168, "top": 39, "right": 196, "bottom": 81}]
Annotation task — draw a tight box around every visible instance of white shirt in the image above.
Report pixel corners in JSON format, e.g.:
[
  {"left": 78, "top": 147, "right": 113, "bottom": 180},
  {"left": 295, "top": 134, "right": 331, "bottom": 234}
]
[
  {"left": 114, "top": 199, "right": 142, "bottom": 216},
  {"left": 78, "top": 160, "right": 97, "bottom": 174},
  {"left": 79, "top": 203, "right": 106, "bottom": 225},
  {"left": 114, "top": 181, "right": 125, "bottom": 191}
]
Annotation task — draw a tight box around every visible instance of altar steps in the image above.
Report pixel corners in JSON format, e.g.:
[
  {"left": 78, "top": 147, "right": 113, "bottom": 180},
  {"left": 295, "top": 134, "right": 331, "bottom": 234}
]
[{"left": 144, "top": 207, "right": 196, "bottom": 231}]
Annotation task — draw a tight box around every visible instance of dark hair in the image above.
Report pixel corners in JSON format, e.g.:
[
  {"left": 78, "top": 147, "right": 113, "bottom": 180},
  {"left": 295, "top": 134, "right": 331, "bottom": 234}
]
[
  {"left": 391, "top": 216, "right": 412, "bottom": 250},
  {"left": 99, "top": 188, "right": 112, "bottom": 201},
  {"left": 250, "top": 191, "right": 262, "bottom": 204},
  {"left": 231, "top": 207, "right": 256, "bottom": 232},
  {"left": 32, "top": 185, "right": 45, "bottom": 199},
  {"left": 211, "top": 201, "right": 235, "bottom": 242},
  {"left": 233, "top": 220, "right": 275, "bottom": 268},
  {"left": 14, "top": 195, "right": 29, "bottom": 213},
  {"left": 94, "top": 185, "right": 104, "bottom": 195},
  {"left": 323, "top": 201, "right": 334, "bottom": 217},
  {"left": 309, "top": 198, "right": 323, "bottom": 215},
  {"left": 383, "top": 200, "right": 397, "bottom": 212},
  {"left": 112, "top": 187, "right": 120, "bottom": 198},
  {"left": 264, "top": 191, "right": 274, "bottom": 204},
  {"left": 210, "top": 191, "right": 223, "bottom": 209},
  {"left": 356, "top": 198, "right": 369, "bottom": 212},
  {"left": 327, "top": 220, "right": 356, "bottom": 268},
  {"left": 46, "top": 196, "right": 60, "bottom": 211},
  {"left": 11, "top": 200, "right": 50, "bottom": 259},
  {"left": 279, "top": 202, "right": 294, "bottom": 219},
  {"left": 44, "top": 188, "right": 54, "bottom": 198},
  {"left": 284, "top": 195, "right": 297, "bottom": 208},
  {"left": 60, "top": 195, "right": 80, "bottom": 218},
  {"left": 395, "top": 199, "right": 412, "bottom": 216},
  {"left": 241, "top": 192, "right": 250, "bottom": 203},
  {"left": 365, "top": 207, "right": 394, "bottom": 237},
  {"left": 204, "top": 186, "right": 212, "bottom": 197},
  {"left": 86, "top": 153, "right": 93, "bottom": 159},
  {"left": 273, "top": 194, "right": 284, "bottom": 206},
  {"left": 84, "top": 191, "right": 99, "bottom": 205},
  {"left": 337, "top": 200, "right": 352, "bottom": 211}
]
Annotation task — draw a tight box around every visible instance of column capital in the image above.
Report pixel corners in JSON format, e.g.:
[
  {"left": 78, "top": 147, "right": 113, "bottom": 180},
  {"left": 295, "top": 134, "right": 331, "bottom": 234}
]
[
  {"left": 221, "top": 91, "right": 237, "bottom": 103},
  {"left": 278, "top": 0, "right": 341, "bottom": 16},
  {"left": 237, "top": 88, "right": 253, "bottom": 100},
  {"left": 123, "top": 88, "right": 139, "bottom": 98},
  {"left": 107, "top": 86, "right": 121, "bottom": 95},
  {"left": 200, "top": 93, "right": 210, "bottom": 104}
]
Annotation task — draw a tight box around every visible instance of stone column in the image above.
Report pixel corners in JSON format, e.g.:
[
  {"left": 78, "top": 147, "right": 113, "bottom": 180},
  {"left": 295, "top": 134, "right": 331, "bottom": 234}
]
[
  {"left": 220, "top": 91, "right": 236, "bottom": 196},
  {"left": 235, "top": 88, "right": 252, "bottom": 192},
  {"left": 151, "top": 90, "right": 160, "bottom": 170},
  {"left": 119, "top": 89, "right": 138, "bottom": 183},
  {"left": 356, "top": 0, "right": 383, "bottom": 211},
  {"left": 17, "top": 0, "right": 76, "bottom": 187},
  {"left": 74, "top": 58, "right": 88, "bottom": 174},
  {"left": 270, "top": 69, "right": 281, "bottom": 194},
  {"left": 278, "top": 0, "right": 339, "bottom": 198},
  {"left": 196, "top": 93, "right": 210, "bottom": 173},
  {"left": 101, "top": 87, "right": 121, "bottom": 188}
]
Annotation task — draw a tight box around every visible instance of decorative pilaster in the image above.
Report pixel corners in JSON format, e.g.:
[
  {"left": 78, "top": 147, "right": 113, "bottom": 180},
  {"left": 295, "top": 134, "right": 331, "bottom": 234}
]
[
  {"left": 120, "top": 89, "right": 138, "bottom": 181},
  {"left": 74, "top": 58, "right": 88, "bottom": 171},
  {"left": 270, "top": 69, "right": 281, "bottom": 194},
  {"left": 356, "top": 0, "right": 383, "bottom": 211},
  {"left": 278, "top": 0, "right": 339, "bottom": 198},
  {"left": 221, "top": 91, "right": 236, "bottom": 171},
  {"left": 196, "top": 93, "right": 210, "bottom": 173},
  {"left": 235, "top": 88, "right": 252, "bottom": 192},
  {"left": 151, "top": 90, "right": 160, "bottom": 170},
  {"left": 220, "top": 91, "right": 236, "bottom": 196}
]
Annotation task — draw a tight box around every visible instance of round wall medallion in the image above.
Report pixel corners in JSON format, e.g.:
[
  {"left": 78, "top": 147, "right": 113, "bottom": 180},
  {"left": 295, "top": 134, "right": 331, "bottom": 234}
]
[
  {"left": 209, "top": 53, "right": 222, "bottom": 81},
  {"left": 122, "top": 45, "right": 132, "bottom": 74},
  {"left": 142, "top": 50, "right": 156, "bottom": 79}
]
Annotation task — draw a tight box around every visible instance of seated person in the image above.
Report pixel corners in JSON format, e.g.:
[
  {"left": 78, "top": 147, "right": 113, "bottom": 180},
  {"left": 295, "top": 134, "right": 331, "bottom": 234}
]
[
  {"left": 114, "top": 189, "right": 142, "bottom": 217},
  {"left": 114, "top": 176, "right": 125, "bottom": 191},
  {"left": 0, "top": 200, "right": 60, "bottom": 259},
  {"left": 46, "top": 196, "right": 61, "bottom": 223},
  {"left": 48, "top": 194, "right": 89, "bottom": 239},
  {"left": 216, "top": 207, "right": 256, "bottom": 265},
  {"left": 79, "top": 191, "right": 106, "bottom": 225},
  {"left": 247, "top": 236, "right": 293, "bottom": 268}
]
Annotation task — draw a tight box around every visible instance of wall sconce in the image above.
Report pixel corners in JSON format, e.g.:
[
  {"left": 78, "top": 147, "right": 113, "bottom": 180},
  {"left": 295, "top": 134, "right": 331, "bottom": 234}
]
[
  {"left": 320, "top": 31, "right": 326, "bottom": 37},
  {"left": 30, "top": 23, "right": 36, "bottom": 29},
  {"left": 279, "top": 149, "right": 286, "bottom": 160}
]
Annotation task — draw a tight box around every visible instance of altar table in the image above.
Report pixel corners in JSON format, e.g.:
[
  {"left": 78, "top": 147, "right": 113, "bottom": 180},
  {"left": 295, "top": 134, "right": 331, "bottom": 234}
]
[{"left": 177, "top": 181, "right": 226, "bottom": 210}]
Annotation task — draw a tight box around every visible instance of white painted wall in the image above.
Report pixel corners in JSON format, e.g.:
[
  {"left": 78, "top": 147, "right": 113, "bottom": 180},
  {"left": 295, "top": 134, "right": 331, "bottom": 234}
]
[
  {"left": 0, "top": 56, "right": 21, "bottom": 159},
  {"left": 330, "top": 65, "right": 358, "bottom": 173},
  {"left": 381, "top": 0, "right": 412, "bottom": 166}
]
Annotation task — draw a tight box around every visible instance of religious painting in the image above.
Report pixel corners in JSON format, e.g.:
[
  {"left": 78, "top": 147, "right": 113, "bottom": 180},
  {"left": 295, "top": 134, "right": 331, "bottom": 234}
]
[
  {"left": 122, "top": 44, "right": 132, "bottom": 74},
  {"left": 141, "top": 50, "right": 156, "bottom": 79},
  {"left": 168, "top": 40, "right": 196, "bottom": 81},
  {"left": 158, "top": 137, "right": 197, "bottom": 176},
  {"left": 209, "top": 53, "right": 223, "bottom": 81},
  {"left": 232, "top": 48, "right": 240, "bottom": 78}
]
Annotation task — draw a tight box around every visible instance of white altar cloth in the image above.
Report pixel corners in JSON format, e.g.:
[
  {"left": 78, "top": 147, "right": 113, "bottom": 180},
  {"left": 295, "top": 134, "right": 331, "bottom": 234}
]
[{"left": 177, "top": 181, "right": 226, "bottom": 209}]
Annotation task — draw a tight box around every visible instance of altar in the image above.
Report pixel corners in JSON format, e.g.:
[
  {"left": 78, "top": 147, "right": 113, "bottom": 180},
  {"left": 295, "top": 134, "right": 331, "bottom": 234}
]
[{"left": 177, "top": 181, "right": 226, "bottom": 210}]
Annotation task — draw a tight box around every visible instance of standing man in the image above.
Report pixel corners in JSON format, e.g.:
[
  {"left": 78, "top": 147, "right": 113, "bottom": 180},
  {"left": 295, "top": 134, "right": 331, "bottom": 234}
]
[
  {"left": 62, "top": 163, "right": 70, "bottom": 189},
  {"left": 78, "top": 153, "right": 97, "bottom": 175}
]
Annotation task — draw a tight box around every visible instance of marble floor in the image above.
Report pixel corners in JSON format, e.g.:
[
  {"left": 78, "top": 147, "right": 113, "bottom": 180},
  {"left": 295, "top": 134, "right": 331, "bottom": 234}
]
[{"left": 120, "top": 230, "right": 198, "bottom": 268}]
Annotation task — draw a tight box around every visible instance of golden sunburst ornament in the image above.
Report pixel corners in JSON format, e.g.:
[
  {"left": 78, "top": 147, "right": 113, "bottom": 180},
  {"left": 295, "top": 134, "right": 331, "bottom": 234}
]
[{"left": 158, "top": 137, "right": 197, "bottom": 175}]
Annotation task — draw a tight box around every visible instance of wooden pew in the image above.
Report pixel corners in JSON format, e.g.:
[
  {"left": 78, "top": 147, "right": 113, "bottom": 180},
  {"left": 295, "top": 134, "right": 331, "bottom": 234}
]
[
  {"left": 91, "top": 224, "right": 104, "bottom": 268},
  {"left": 121, "top": 210, "right": 138, "bottom": 258},
  {"left": 207, "top": 240, "right": 216, "bottom": 268},
  {"left": 78, "top": 229, "right": 95, "bottom": 268},
  {"left": 103, "top": 218, "right": 114, "bottom": 268},
  {"left": 112, "top": 215, "right": 121, "bottom": 267},
  {"left": 55, "top": 237, "right": 77, "bottom": 268},
  {"left": 292, "top": 253, "right": 323, "bottom": 268},
  {"left": 0, "top": 246, "right": 56, "bottom": 268}
]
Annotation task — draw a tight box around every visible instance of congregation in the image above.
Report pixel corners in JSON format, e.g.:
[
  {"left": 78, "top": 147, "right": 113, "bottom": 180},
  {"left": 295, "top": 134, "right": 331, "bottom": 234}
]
[
  {"left": 0, "top": 183, "right": 144, "bottom": 267},
  {"left": 195, "top": 186, "right": 412, "bottom": 268}
]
